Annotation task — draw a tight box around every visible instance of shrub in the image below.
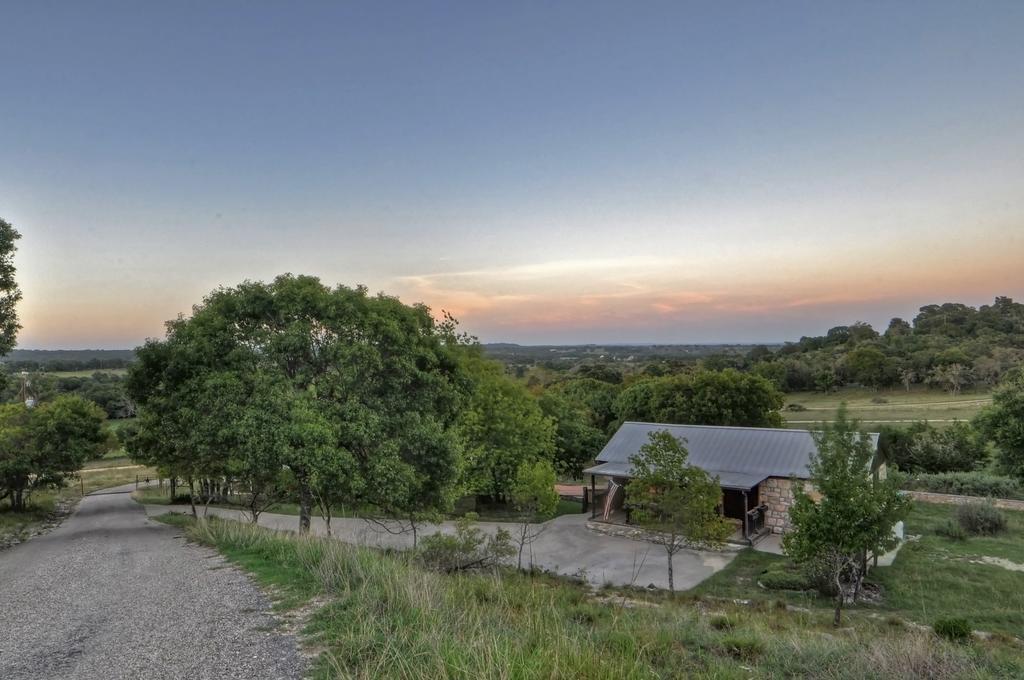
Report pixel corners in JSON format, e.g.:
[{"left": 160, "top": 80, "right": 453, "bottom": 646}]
[
  {"left": 890, "top": 470, "right": 1024, "bottom": 500},
  {"left": 935, "top": 519, "right": 967, "bottom": 541},
  {"left": 785, "top": 403, "right": 807, "bottom": 412},
  {"left": 955, "top": 502, "right": 1007, "bottom": 536},
  {"left": 933, "top": 617, "right": 973, "bottom": 642},
  {"left": 417, "top": 515, "right": 514, "bottom": 573},
  {"left": 757, "top": 566, "right": 813, "bottom": 591},
  {"left": 883, "top": 421, "right": 987, "bottom": 474}
]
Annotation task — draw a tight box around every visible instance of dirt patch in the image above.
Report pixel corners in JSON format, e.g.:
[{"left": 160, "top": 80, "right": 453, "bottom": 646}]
[{"left": 969, "top": 556, "right": 1024, "bottom": 572}]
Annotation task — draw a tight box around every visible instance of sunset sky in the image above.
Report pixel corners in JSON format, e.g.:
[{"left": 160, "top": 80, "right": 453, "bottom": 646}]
[{"left": 2, "top": 2, "right": 1022, "bottom": 349}]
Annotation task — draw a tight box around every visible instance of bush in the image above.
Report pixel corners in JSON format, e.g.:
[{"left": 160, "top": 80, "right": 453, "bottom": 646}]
[
  {"left": 936, "top": 519, "right": 968, "bottom": 540},
  {"left": 883, "top": 422, "right": 987, "bottom": 474},
  {"left": 955, "top": 502, "right": 1007, "bottom": 536},
  {"left": 757, "top": 566, "right": 813, "bottom": 591},
  {"left": 890, "top": 470, "right": 1024, "bottom": 500},
  {"left": 935, "top": 519, "right": 967, "bottom": 541},
  {"left": 933, "top": 617, "right": 973, "bottom": 642},
  {"left": 417, "top": 515, "right": 514, "bottom": 573},
  {"left": 785, "top": 403, "right": 807, "bottom": 412}
]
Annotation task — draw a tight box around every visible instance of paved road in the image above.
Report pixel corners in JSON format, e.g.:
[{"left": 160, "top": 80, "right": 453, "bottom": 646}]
[
  {"left": 0, "top": 486, "right": 304, "bottom": 680},
  {"left": 149, "top": 504, "right": 737, "bottom": 591}
]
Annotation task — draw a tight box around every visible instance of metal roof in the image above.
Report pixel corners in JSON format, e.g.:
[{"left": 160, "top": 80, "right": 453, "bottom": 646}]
[{"left": 586, "top": 422, "right": 880, "bottom": 488}]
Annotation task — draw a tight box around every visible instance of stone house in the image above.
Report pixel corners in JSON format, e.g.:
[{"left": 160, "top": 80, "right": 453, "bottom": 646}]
[{"left": 583, "top": 422, "right": 883, "bottom": 544}]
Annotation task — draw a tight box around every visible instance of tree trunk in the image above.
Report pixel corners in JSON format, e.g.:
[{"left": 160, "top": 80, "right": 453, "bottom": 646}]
[
  {"left": 833, "top": 567, "right": 844, "bottom": 626},
  {"left": 518, "top": 524, "right": 528, "bottom": 570},
  {"left": 188, "top": 478, "right": 197, "bottom": 518},
  {"left": 169, "top": 477, "right": 177, "bottom": 500},
  {"left": 12, "top": 488, "right": 24, "bottom": 512},
  {"left": 666, "top": 549, "right": 675, "bottom": 593},
  {"left": 298, "top": 479, "right": 312, "bottom": 534}
]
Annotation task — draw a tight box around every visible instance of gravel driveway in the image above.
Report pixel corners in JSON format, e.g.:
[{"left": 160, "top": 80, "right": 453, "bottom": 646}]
[{"left": 0, "top": 485, "right": 304, "bottom": 680}]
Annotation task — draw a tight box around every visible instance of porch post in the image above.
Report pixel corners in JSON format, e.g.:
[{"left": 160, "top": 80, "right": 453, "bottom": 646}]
[
  {"left": 742, "top": 490, "right": 749, "bottom": 542},
  {"left": 590, "top": 475, "right": 597, "bottom": 519}
]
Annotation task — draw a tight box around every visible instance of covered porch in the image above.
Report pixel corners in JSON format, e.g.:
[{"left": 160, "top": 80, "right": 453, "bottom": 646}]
[{"left": 583, "top": 462, "right": 771, "bottom": 546}]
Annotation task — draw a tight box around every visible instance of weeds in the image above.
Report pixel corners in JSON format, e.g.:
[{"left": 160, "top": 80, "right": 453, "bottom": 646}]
[{"left": 156, "top": 514, "right": 1023, "bottom": 679}]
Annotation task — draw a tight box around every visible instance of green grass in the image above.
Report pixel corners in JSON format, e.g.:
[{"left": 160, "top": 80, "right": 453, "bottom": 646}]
[
  {"left": 782, "top": 387, "right": 992, "bottom": 428},
  {"left": 153, "top": 514, "right": 1024, "bottom": 679},
  {"left": 872, "top": 502, "right": 1024, "bottom": 636},
  {"left": 0, "top": 497, "right": 59, "bottom": 544},
  {"left": 696, "top": 502, "right": 1024, "bottom": 637}
]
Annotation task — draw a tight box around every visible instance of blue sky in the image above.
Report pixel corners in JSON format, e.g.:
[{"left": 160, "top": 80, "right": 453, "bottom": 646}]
[{"left": 1, "top": 2, "right": 1022, "bottom": 347}]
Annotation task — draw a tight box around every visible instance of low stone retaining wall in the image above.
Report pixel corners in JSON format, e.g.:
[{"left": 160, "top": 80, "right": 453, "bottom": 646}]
[{"left": 904, "top": 490, "right": 1024, "bottom": 511}]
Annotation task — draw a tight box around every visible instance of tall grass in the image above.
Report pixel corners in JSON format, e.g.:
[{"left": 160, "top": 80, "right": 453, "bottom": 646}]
[{"left": 168, "top": 516, "right": 1022, "bottom": 679}]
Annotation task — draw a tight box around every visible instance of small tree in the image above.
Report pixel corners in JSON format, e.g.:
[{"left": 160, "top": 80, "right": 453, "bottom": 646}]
[
  {"left": 783, "top": 407, "right": 910, "bottom": 626},
  {"left": 626, "top": 430, "right": 732, "bottom": 592},
  {"left": 976, "top": 374, "right": 1024, "bottom": 482},
  {"left": 510, "top": 460, "right": 559, "bottom": 570},
  {"left": 0, "top": 395, "right": 106, "bottom": 511}
]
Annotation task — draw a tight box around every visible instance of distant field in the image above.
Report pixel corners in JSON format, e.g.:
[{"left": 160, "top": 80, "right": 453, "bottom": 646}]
[
  {"left": 45, "top": 368, "right": 128, "bottom": 378},
  {"left": 781, "top": 387, "right": 991, "bottom": 429}
]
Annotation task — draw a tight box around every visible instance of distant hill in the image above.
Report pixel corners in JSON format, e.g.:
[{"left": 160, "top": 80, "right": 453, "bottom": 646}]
[
  {"left": 481, "top": 343, "right": 768, "bottom": 366},
  {"left": 1, "top": 349, "right": 136, "bottom": 372}
]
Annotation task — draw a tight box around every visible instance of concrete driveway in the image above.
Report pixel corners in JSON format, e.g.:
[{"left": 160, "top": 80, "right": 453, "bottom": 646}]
[{"left": 145, "top": 503, "right": 736, "bottom": 591}]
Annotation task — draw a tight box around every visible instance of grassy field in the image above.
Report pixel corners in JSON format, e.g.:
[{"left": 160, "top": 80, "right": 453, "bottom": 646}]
[
  {"left": 781, "top": 387, "right": 992, "bottom": 428},
  {"left": 45, "top": 368, "right": 128, "bottom": 378},
  {"left": 695, "top": 502, "right": 1024, "bottom": 637},
  {"left": 155, "top": 513, "right": 1024, "bottom": 679},
  {"left": 135, "top": 486, "right": 583, "bottom": 523}
]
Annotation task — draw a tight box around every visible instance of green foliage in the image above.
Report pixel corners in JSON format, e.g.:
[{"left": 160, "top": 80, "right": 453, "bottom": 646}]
[
  {"left": 975, "top": 374, "right": 1024, "bottom": 481},
  {"left": 889, "top": 469, "right": 1024, "bottom": 499},
  {"left": 933, "top": 617, "right": 973, "bottom": 642},
  {"left": 935, "top": 519, "right": 967, "bottom": 541},
  {"left": 775, "top": 297, "right": 1024, "bottom": 391},
  {"left": 783, "top": 407, "right": 910, "bottom": 623},
  {"left": 456, "top": 354, "right": 555, "bottom": 501},
  {"left": 880, "top": 421, "right": 987, "bottom": 474},
  {"left": 416, "top": 515, "right": 514, "bottom": 573},
  {"left": 626, "top": 430, "right": 732, "bottom": 591},
  {"left": 757, "top": 566, "right": 813, "bottom": 591},
  {"left": 613, "top": 368, "right": 784, "bottom": 428},
  {"left": 843, "top": 345, "right": 895, "bottom": 388},
  {"left": 954, "top": 501, "right": 1007, "bottom": 536},
  {"left": 127, "top": 274, "right": 470, "bottom": 527},
  {"left": 537, "top": 391, "right": 605, "bottom": 477},
  {"left": 511, "top": 460, "right": 559, "bottom": 519},
  {"left": 0, "top": 395, "right": 106, "bottom": 510},
  {"left": 0, "top": 218, "right": 21, "bottom": 357}
]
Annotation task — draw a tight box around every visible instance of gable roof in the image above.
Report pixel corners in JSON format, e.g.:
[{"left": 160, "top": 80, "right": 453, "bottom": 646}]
[{"left": 583, "top": 422, "right": 880, "bottom": 490}]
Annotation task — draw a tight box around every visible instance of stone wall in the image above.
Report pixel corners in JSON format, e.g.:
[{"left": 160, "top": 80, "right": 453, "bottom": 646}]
[
  {"left": 903, "top": 490, "right": 1024, "bottom": 511},
  {"left": 760, "top": 477, "right": 809, "bottom": 534}
]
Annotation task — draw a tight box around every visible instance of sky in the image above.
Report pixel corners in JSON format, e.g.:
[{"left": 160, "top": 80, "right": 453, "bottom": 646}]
[{"left": 1, "top": 1, "right": 1022, "bottom": 349}]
